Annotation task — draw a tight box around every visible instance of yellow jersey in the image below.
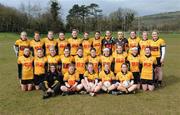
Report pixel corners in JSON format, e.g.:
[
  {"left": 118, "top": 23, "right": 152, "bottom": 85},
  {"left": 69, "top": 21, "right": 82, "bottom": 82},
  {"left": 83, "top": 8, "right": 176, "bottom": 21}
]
[
  {"left": 68, "top": 38, "right": 82, "bottom": 56},
  {"left": 92, "top": 37, "right": 102, "bottom": 55},
  {"left": 116, "top": 71, "right": 133, "bottom": 82},
  {"left": 15, "top": 39, "right": 30, "bottom": 57},
  {"left": 64, "top": 71, "right": 79, "bottom": 86},
  {"left": 128, "top": 37, "right": 140, "bottom": 54},
  {"left": 82, "top": 39, "right": 92, "bottom": 56},
  {"left": 127, "top": 54, "right": 140, "bottom": 72},
  {"left": 56, "top": 39, "right": 68, "bottom": 55},
  {"left": 60, "top": 55, "right": 74, "bottom": 74},
  {"left": 99, "top": 70, "right": 116, "bottom": 82},
  {"left": 17, "top": 56, "right": 34, "bottom": 80},
  {"left": 113, "top": 52, "right": 127, "bottom": 73},
  {"left": 88, "top": 56, "right": 100, "bottom": 73},
  {"left": 139, "top": 39, "right": 150, "bottom": 56},
  {"left": 84, "top": 71, "right": 98, "bottom": 81},
  {"left": 43, "top": 38, "right": 57, "bottom": 56},
  {"left": 74, "top": 55, "right": 88, "bottom": 74},
  {"left": 100, "top": 55, "right": 113, "bottom": 70},
  {"left": 34, "top": 56, "right": 47, "bottom": 75},
  {"left": 140, "top": 55, "right": 157, "bottom": 80},
  {"left": 149, "top": 38, "right": 166, "bottom": 58},
  {"left": 30, "top": 39, "right": 45, "bottom": 57}
]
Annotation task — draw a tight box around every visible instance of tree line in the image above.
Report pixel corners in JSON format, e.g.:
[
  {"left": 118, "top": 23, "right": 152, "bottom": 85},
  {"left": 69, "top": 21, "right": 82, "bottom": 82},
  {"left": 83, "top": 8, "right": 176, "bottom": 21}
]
[{"left": 0, "top": 0, "right": 178, "bottom": 33}]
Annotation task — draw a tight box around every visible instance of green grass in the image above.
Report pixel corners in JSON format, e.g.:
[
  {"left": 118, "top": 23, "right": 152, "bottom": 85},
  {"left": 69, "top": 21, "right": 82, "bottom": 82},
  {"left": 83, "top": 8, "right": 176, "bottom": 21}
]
[{"left": 0, "top": 32, "right": 180, "bottom": 115}]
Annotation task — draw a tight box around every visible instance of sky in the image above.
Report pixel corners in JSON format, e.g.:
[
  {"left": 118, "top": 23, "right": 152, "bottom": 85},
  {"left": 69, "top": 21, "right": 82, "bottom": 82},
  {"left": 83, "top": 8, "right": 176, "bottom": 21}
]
[{"left": 1, "top": 0, "right": 180, "bottom": 19}]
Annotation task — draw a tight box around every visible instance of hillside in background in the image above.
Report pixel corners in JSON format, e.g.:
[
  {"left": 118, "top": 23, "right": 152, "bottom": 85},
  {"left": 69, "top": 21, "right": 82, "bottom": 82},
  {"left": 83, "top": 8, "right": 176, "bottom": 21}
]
[{"left": 133, "top": 11, "right": 180, "bottom": 31}]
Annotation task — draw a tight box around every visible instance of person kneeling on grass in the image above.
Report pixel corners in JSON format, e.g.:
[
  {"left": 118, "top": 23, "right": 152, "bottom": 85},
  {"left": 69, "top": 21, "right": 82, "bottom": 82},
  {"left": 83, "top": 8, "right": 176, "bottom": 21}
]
[
  {"left": 61, "top": 63, "right": 83, "bottom": 96},
  {"left": 17, "top": 48, "right": 34, "bottom": 91},
  {"left": 99, "top": 64, "right": 117, "bottom": 94},
  {"left": 81, "top": 62, "right": 102, "bottom": 96},
  {"left": 39, "top": 64, "right": 61, "bottom": 99},
  {"left": 116, "top": 63, "right": 137, "bottom": 94}
]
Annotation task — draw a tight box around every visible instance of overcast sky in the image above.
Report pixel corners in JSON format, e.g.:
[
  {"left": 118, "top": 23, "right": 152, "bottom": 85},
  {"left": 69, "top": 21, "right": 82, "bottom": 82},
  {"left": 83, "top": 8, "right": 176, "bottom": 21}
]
[{"left": 1, "top": 0, "right": 180, "bottom": 19}]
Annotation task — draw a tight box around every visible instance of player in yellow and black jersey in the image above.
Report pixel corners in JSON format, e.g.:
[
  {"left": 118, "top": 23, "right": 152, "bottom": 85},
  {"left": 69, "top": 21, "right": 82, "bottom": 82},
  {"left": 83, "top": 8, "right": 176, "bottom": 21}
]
[
  {"left": 92, "top": 31, "right": 102, "bottom": 56},
  {"left": 17, "top": 48, "right": 33, "bottom": 91},
  {"left": 60, "top": 63, "right": 83, "bottom": 95},
  {"left": 88, "top": 48, "right": 101, "bottom": 74},
  {"left": 14, "top": 31, "right": 30, "bottom": 57},
  {"left": 43, "top": 31, "right": 57, "bottom": 56},
  {"left": 112, "top": 45, "right": 127, "bottom": 74},
  {"left": 100, "top": 48, "right": 113, "bottom": 71},
  {"left": 30, "top": 31, "right": 45, "bottom": 57},
  {"left": 127, "top": 47, "right": 141, "bottom": 89},
  {"left": 33, "top": 48, "right": 48, "bottom": 90},
  {"left": 99, "top": 63, "right": 117, "bottom": 94},
  {"left": 68, "top": 29, "right": 82, "bottom": 56},
  {"left": 82, "top": 32, "right": 92, "bottom": 56},
  {"left": 47, "top": 46, "right": 61, "bottom": 72},
  {"left": 116, "top": 63, "right": 137, "bottom": 94},
  {"left": 149, "top": 30, "right": 166, "bottom": 87},
  {"left": 74, "top": 47, "right": 88, "bottom": 81},
  {"left": 56, "top": 32, "right": 69, "bottom": 56},
  {"left": 140, "top": 47, "right": 157, "bottom": 91},
  {"left": 128, "top": 31, "right": 140, "bottom": 54},
  {"left": 139, "top": 31, "right": 150, "bottom": 57},
  {"left": 60, "top": 47, "right": 74, "bottom": 74},
  {"left": 81, "top": 62, "right": 101, "bottom": 96}
]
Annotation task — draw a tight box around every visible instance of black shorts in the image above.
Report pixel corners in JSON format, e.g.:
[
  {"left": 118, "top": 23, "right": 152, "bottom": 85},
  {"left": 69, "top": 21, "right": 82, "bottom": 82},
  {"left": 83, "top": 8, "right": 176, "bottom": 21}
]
[
  {"left": 21, "top": 79, "right": 33, "bottom": 85},
  {"left": 156, "top": 57, "right": 161, "bottom": 67},
  {"left": 141, "top": 79, "right": 154, "bottom": 85},
  {"left": 34, "top": 74, "right": 45, "bottom": 85},
  {"left": 132, "top": 72, "right": 140, "bottom": 84}
]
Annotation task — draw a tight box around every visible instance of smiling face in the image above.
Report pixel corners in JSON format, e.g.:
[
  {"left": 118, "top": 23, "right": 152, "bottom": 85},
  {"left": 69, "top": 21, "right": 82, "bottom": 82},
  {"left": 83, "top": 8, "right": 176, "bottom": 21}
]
[
  {"left": 90, "top": 49, "right": 96, "bottom": 57},
  {"left": 59, "top": 33, "right": 65, "bottom": 40},
  {"left": 84, "top": 32, "right": 89, "bottom": 39},
  {"left": 121, "top": 64, "right": 128, "bottom": 73},
  {"left": 20, "top": 32, "right": 27, "bottom": 41},
  {"left": 103, "top": 49, "right": 110, "bottom": 57},
  {"left": 87, "top": 63, "right": 94, "bottom": 73},
  {"left": 142, "top": 31, "right": 148, "bottom": 40},
  {"left": 64, "top": 48, "right": 70, "bottom": 57},
  {"left": 95, "top": 32, "right": 100, "bottom": 39},
  {"left": 105, "top": 31, "right": 111, "bottom": 38},
  {"left": 24, "top": 48, "right": 30, "bottom": 56},
  {"left": 152, "top": 31, "right": 158, "bottom": 41},
  {"left": 37, "top": 49, "right": 43, "bottom": 58},
  {"left": 50, "top": 65, "right": 56, "bottom": 73},
  {"left": 34, "top": 33, "right": 40, "bottom": 41},
  {"left": 50, "top": 47, "right": 56, "bottom": 56},
  {"left": 145, "top": 47, "right": 151, "bottom": 56},
  {"left": 48, "top": 31, "right": 54, "bottom": 40},
  {"left": 117, "top": 31, "right": 124, "bottom": 39},
  {"left": 130, "top": 31, "right": 136, "bottom": 39},
  {"left": 68, "top": 65, "right": 75, "bottom": 74},
  {"left": 77, "top": 48, "right": 83, "bottom": 57},
  {"left": 116, "top": 45, "right": 123, "bottom": 54},
  {"left": 132, "top": 47, "right": 138, "bottom": 56},
  {"left": 72, "top": 30, "right": 78, "bottom": 38}
]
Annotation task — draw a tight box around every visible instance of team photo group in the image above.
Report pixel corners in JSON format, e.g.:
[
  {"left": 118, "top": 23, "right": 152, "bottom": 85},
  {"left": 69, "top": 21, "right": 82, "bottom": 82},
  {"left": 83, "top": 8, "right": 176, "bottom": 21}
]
[{"left": 14, "top": 29, "right": 166, "bottom": 99}]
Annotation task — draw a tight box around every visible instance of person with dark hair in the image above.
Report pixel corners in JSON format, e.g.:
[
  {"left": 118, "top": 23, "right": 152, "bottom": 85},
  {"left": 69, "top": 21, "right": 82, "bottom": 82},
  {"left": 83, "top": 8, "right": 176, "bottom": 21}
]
[{"left": 39, "top": 64, "right": 61, "bottom": 99}]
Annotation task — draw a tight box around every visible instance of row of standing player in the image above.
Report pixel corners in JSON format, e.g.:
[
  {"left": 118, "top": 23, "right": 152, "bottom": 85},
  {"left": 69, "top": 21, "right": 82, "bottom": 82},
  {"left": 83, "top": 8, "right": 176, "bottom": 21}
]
[{"left": 13, "top": 29, "right": 166, "bottom": 98}]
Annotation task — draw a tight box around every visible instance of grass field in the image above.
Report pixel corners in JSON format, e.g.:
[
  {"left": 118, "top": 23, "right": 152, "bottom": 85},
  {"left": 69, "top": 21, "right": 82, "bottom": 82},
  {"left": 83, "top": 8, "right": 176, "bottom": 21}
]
[{"left": 0, "top": 32, "right": 180, "bottom": 115}]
